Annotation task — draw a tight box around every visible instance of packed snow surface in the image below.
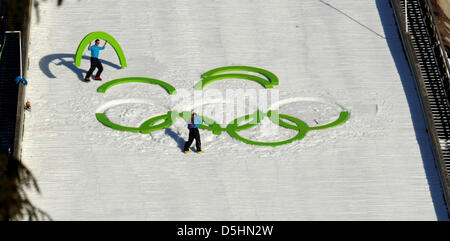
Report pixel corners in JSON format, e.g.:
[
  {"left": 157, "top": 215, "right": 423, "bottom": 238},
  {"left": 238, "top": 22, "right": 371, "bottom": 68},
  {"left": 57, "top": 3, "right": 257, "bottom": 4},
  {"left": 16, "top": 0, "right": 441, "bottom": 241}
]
[{"left": 22, "top": 0, "right": 448, "bottom": 220}]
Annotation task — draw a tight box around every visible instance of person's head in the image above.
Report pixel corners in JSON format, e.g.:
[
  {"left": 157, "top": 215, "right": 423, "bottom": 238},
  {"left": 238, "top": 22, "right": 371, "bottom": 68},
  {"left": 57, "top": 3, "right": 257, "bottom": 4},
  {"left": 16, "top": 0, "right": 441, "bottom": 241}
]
[
  {"left": 192, "top": 112, "right": 197, "bottom": 118},
  {"left": 95, "top": 39, "right": 100, "bottom": 45}
]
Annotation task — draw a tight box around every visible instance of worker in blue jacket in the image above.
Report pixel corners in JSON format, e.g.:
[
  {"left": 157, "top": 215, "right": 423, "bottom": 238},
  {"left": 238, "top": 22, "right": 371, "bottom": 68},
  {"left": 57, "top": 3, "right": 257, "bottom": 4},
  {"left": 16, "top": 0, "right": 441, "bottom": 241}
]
[
  {"left": 84, "top": 39, "right": 108, "bottom": 81},
  {"left": 184, "top": 112, "right": 203, "bottom": 153}
]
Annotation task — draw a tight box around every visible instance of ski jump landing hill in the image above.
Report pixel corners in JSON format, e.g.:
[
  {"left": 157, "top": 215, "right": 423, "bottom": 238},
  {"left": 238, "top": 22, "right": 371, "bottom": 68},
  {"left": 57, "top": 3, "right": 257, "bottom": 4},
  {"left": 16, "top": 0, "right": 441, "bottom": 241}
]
[{"left": 23, "top": 0, "right": 449, "bottom": 220}]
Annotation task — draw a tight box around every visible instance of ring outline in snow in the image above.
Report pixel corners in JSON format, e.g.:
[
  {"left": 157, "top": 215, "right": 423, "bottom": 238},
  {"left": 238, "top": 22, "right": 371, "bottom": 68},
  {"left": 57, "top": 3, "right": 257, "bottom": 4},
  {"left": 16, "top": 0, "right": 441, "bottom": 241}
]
[
  {"left": 194, "top": 66, "right": 279, "bottom": 90},
  {"left": 75, "top": 31, "right": 127, "bottom": 67}
]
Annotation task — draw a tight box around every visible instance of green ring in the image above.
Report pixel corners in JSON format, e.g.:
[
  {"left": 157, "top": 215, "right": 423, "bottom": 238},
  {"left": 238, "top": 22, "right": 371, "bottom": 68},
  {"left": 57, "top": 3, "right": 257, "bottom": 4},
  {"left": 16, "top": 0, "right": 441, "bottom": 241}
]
[
  {"left": 75, "top": 31, "right": 127, "bottom": 67},
  {"left": 96, "top": 113, "right": 141, "bottom": 133},
  {"left": 197, "top": 114, "right": 226, "bottom": 135},
  {"left": 201, "top": 66, "right": 279, "bottom": 86},
  {"left": 139, "top": 111, "right": 176, "bottom": 134},
  {"left": 195, "top": 73, "right": 273, "bottom": 90},
  {"left": 308, "top": 111, "right": 349, "bottom": 130},
  {"left": 266, "top": 110, "right": 349, "bottom": 131},
  {"left": 227, "top": 110, "right": 265, "bottom": 131},
  {"left": 226, "top": 110, "right": 309, "bottom": 147},
  {"left": 97, "top": 77, "right": 177, "bottom": 95},
  {"left": 96, "top": 111, "right": 176, "bottom": 134},
  {"left": 95, "top": 77, "right": 176, "bottom": 132},
  {"left": 194, "top": 66, "right": 279, "bottom": 90}
]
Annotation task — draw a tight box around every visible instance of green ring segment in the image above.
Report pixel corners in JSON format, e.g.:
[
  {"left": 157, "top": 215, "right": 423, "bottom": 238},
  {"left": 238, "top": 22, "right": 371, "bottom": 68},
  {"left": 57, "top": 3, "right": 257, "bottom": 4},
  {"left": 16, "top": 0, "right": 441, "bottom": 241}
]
[
  {"left": 96, "top": 113, "right": 141, "bottom": 133},
  {"left": 139, "top": 111, "right": 176, "bottom": 134},
  {"left": 75, "top": 31, "right": 127, "bottom": 67},
  {"left": 177, "top": 111, "right": 224, "bottom": 135},
  {"left": 226, "top": 110, "right": 309, "bottom": 147},
  {"left": 268, "top": 110, "right": 350, "bottom": 131},
  {"left": 227, "top": 110, "right": 265, "bottom": 131},
  {"left": 96, "top": 111, "right": 175, "bottom": 134},
  {"left": 96, "top": 77, "right": 177, "bottom": 133},
  {"left": 308, "top": 111, "right": 349, "bottom": 130},
  {"left": 194, "top": 66, "right": 279, "bottom": 90},
  {"left": 97, "top": 77, "right": 177, "bottom": 95},
  {"left": 201, "top": 66, "right": 279, "bottom": 86},
  {"left": 195, "top": 74, "right": 273, "bottom": 90}
]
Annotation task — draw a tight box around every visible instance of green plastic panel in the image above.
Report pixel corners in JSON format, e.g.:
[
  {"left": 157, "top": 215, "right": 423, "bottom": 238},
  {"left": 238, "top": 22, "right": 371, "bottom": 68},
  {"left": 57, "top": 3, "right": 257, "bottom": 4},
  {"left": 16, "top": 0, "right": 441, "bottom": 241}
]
[
  {"left": 96, "top": 113, "right": 140, "bottom": 133},
  {"left": 201, "top": 66, "right": 279, "bottom": 86},
  {"left": 75, "top": 31, "right": 127, "bottom": 67},
  {"left": 97, "top": 77, "right": 177, "bottom": 95},
  {"left": 226, "top": 110, "right": 309, "bottom": 147},
  {"left": 139, "top": 111, "right": 175, "bottom": 134},
  {"left": 194, "top": 73, "right": 273, "bottom": 90},
  {"left": 309, "top": 111, "right": 350, "bottom": 130}
]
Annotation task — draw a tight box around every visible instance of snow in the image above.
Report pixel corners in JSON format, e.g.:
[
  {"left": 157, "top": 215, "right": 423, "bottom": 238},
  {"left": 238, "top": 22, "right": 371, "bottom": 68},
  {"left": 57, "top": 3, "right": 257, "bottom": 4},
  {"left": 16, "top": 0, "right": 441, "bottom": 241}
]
[{"left": 22, "top": 0, "right": 448, "bottom": 220}]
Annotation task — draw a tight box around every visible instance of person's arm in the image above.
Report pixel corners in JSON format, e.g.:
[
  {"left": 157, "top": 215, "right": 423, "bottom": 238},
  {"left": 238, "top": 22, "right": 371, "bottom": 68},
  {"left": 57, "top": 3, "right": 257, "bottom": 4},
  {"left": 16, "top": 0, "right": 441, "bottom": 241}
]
[
  {"left": 197, "top": 116, "right": 203, "bottom": 124},
  {"left": 88, "top": 41, "right": 92, "bottom": 50},
  {"left": 102, "top": 40, "right": 109, "bottom": 48}
]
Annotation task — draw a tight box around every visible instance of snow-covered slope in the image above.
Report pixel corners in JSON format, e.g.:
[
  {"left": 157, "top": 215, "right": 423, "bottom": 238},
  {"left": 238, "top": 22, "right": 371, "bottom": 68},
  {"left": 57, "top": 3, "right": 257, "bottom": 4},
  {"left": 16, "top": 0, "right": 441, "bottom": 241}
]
[{"left": 22, "top": 0, "right": 448, "bottom": 220}]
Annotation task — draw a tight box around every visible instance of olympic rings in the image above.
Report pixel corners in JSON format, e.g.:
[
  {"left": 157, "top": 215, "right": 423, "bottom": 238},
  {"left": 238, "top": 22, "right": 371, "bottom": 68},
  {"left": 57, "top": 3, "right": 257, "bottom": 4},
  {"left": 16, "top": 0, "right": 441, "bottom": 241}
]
[{"left": 95, "top": 66, "right": 349, "bottom": 147}]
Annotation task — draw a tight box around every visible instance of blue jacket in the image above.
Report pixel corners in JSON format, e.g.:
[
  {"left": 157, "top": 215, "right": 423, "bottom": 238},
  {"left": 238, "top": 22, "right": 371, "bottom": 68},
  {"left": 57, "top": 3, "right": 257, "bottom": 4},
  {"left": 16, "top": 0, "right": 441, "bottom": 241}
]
[
  {"left": 188, "top": 116, "right": 203, "bottom": 129},
  {"left": 88, "top": 45, "right": 105, "bottom": 58}
]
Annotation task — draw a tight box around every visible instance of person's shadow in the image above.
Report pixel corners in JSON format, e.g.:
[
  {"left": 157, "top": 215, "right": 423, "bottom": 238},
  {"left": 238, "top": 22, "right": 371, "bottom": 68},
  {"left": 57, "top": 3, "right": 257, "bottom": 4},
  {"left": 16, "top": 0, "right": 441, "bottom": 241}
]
[
  {"left": 39, "top": 53, "right": 122, "bottom": 82},
  {"left": 376, "top": 0, "right": 449, "bottom": 220},
  {"left": 165, "top": 128, "right": 188, "bottom": 152}
]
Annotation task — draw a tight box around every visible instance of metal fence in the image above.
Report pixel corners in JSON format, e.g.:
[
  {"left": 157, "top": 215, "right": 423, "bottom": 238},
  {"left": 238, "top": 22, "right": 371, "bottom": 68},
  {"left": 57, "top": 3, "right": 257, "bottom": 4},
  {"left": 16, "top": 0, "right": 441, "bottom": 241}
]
[{"left": 391, "top": 0, "right": 450, "bottom": 216}]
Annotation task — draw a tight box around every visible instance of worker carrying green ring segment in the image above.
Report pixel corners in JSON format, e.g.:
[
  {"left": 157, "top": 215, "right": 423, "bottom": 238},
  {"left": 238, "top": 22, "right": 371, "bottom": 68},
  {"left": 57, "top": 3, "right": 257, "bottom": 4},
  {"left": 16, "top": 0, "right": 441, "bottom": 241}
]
[
  {"left": 84, "top": 39, "right": 109, "bottom": 82},
  {"left": 184, "top": 112, "right": 204, "bottom": 154}
]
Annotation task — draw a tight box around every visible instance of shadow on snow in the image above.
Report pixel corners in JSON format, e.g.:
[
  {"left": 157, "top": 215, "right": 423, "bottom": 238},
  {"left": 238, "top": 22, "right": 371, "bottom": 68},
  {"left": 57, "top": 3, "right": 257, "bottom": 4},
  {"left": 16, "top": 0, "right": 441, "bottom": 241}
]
[{"left": 39, "top": 53, "right": 121, "bottom": 82}]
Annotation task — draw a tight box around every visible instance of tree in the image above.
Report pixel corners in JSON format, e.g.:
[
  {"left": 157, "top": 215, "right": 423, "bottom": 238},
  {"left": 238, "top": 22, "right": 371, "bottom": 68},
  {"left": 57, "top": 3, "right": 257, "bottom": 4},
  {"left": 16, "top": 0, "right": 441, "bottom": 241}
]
[
  {"left": 0, "top": 0, "right": 61, "bottom": 221},
  {"left": 2, "top": 0, "right": 64, "bottom": 31},
  {"left": 0, "top": 154, "right": 51, "bottom": 221},
  {"left": 430, "top": 0, "right": 450, "bottom": 53}
]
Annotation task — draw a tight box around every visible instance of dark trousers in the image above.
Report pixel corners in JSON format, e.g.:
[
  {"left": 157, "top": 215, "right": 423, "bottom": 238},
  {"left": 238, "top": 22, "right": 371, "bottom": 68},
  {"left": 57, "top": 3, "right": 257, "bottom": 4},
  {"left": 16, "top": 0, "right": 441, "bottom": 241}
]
[
  {"left": 85, "top": 57, "right": 103, "bottom": 78},
  {"left": 184, "top": 128, "right": 201, "bottom": 151}
]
